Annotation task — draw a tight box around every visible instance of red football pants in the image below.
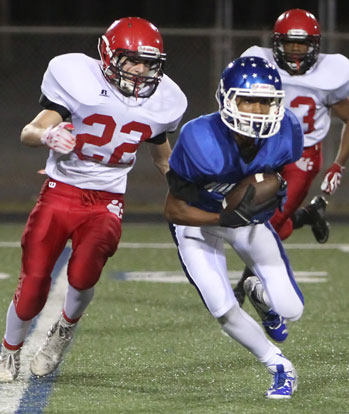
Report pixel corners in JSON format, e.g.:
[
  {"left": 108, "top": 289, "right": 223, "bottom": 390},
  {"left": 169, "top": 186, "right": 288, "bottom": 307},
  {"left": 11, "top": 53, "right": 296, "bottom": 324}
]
[
  {"left": 271, "top": 143, "right": 323, "bottom": 240},
  {"left": 14, "top": 179, "right": 123, "bottom": 321}
]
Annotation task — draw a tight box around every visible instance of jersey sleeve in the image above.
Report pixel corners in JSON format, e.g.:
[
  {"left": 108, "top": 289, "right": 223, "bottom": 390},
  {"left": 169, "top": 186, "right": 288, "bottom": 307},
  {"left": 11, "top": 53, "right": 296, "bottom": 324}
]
[
  {"left": 241, "top": 46, "right": 264, "bottom": 58},
  {"left": 150, "top": 75, "right": 188, "bottom": 133},
  {"left": 240, "top": 46, "right": 273, "bottom": 62},
  {"left": 169, "top": 121, "right": 205, "bottom": 183},
  {"left": 39, "top": 94, "right": 71, "bottom": 120},
  {"left": 327, "top": 83, "right": 349, "bottom": 107},
  {"left": 41, "top": 56, "right": 80, "bottom": 115},
  {"left": 280, "top": 109, "right": 304, "bottom": 165},
  {"left": 145, "top": 131, "right": 167, "bottom": 145},
  {"left": 326, "top": 87, "right": 349, "bottom": 106},
  {"left": 166, "top": 168, "right": 200, "bottom": 202},
  {"left": 324, "top": 55, "right": 349, "bottom": 105}
]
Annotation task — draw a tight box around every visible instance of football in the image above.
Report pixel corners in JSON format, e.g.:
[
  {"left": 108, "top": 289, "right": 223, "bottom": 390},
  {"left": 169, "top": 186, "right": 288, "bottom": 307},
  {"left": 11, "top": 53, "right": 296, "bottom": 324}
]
[{"left": 222, "top": 172, "right": 282, "bottom": 212}]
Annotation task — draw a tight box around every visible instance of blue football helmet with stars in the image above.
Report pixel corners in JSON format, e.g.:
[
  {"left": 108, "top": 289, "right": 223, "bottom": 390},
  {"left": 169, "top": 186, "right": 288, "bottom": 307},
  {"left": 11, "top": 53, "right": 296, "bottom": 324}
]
[{"left": 216, "top": 56, "right": 285, "bottom": 138}]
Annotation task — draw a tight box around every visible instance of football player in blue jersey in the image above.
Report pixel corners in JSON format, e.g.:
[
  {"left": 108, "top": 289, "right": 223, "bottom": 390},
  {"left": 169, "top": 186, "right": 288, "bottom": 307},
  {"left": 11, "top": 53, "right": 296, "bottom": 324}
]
[{"left": 164, "top": 56, "right": 303, "bottom": 399}]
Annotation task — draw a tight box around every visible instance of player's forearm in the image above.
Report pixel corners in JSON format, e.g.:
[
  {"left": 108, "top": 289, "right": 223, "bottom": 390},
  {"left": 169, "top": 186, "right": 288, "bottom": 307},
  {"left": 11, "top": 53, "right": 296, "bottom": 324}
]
[
  {"left": 21, "top": 109, "right": 64, "bottom": 147},
  {"left": 153, "top": 158, "right": 170, "bottom": 177},
  {"left": 164, "top": 192, "right": 220, "bottom": 226},
  {"left": 20, "top": 124, "right": 46, "bottom": 147},
  {"left": 334, "top": 122, "right": 349, "bottom": 166},
  {"left": 150, "top": 140, "right": 172, "bottom": 177}
]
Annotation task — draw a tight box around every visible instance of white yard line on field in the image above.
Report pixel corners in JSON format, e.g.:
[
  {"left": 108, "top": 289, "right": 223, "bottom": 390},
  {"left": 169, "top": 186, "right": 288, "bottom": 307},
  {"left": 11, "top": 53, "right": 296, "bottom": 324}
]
[
  {"left": 111, "top": 270, "right": 328, "bottom": 284},
  {"left": 0, "top": 252, "right": 69, "bottom": 414},
  {"left": 1, "top": 241, "right": 349, "bottom": 252}
]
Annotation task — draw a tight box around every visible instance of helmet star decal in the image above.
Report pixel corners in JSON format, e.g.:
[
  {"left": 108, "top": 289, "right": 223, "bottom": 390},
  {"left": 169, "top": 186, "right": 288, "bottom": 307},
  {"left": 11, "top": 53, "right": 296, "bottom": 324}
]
[{"left": 216, "top": 56, "right": 285, "bottom": 139}]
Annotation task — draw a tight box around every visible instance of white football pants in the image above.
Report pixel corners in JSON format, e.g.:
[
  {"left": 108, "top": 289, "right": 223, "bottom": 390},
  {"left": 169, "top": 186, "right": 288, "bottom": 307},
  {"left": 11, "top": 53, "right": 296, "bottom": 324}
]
[{"left": 170, "top": 222, "right": 304, "bottom": 321}]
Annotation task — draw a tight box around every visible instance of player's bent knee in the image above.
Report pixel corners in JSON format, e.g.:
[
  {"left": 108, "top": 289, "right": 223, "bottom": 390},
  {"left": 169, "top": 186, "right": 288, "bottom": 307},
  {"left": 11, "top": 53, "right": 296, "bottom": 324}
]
[
  {"left": 287, "top": 303, "right": 304, "bottom": 322},
  {"left": 14, "top": 274, "right": 51, "bottom": 320},
  {"left": 279, "top": 300, "right": 303, "bottom": 322}
]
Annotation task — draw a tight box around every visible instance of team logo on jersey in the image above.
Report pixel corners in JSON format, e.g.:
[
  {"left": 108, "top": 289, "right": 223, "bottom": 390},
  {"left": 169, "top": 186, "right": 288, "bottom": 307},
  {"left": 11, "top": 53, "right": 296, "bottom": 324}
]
[{"left": 99, "top": 89, "right": 109, "bottom": 97}]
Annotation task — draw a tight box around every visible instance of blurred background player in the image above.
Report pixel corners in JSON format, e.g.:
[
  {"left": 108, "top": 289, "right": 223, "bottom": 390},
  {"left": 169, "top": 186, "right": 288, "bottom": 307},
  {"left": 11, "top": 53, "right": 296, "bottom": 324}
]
[
  {"left": 0, "top": 17, "right": 187, "bottom": 382},
  {"left": 164, "top": 56, "right": 303, "bottom": 398},
  {"left": 234, "top": 8, "right": 349, "bottom": 305}
]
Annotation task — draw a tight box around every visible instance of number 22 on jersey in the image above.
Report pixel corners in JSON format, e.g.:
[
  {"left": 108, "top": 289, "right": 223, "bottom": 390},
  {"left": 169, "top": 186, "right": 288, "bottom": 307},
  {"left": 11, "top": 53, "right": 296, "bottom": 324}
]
[{"left": 74, "top": 113, "right": 152, "bottom": 165}]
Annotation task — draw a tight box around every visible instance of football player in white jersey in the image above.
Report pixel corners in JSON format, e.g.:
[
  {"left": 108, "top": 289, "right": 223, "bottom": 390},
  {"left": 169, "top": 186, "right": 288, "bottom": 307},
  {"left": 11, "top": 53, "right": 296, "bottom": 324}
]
[
  {"left": 0, "top": 17, "right": 187, "bottom": 382},
  {"left": 234, "top": 8, "right": 349, "bottom": 306}
]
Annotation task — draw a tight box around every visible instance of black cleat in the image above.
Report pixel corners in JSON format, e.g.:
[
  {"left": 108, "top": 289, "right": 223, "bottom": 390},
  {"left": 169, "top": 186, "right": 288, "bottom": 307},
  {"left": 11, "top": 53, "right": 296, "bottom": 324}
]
[
  {"left": 233, "top": 281, "right": 246, "bottom": 307},
  {"left": 233, "top": 267, "right": 255, "bottom": 307},
  {"left": 305, "top": 196, "right": 330, "bottom": 244}
]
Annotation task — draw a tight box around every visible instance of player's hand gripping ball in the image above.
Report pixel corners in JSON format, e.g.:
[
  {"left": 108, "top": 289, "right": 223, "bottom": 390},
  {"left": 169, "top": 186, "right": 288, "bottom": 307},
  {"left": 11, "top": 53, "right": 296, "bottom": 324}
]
[{"left": 219, "top": 172, "right": 287, "bottom": 228}]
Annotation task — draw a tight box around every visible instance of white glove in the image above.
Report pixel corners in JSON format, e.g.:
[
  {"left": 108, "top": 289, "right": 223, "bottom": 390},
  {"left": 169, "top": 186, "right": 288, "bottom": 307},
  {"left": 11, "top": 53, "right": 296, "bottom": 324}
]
[
  {"left": 41, "top": 122, "right": 76, "bottom": 154},
  {"left": 320, "top": 162, "right": 345, "bottom": 195}
]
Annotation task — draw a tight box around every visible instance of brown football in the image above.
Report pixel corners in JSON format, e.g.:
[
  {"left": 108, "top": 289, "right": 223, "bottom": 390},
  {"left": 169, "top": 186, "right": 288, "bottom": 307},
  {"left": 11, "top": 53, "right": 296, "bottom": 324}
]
[{"left": 222, "top": 172, "right": 281, "bottom": 212}]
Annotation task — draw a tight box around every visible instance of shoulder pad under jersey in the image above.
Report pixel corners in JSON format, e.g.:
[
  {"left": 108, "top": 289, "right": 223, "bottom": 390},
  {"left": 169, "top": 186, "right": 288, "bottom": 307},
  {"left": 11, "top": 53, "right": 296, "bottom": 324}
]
[
  {"left": 280, "top": 53, "right": 349, "bottom": 91},
  {"left": 138, "top": 74, "right": 188, "bottom": 129},
  {"left": 241, "top": 46, "right": 274, "bottom": 63},
  {"left": 41, "top": 53, "right": 106, "bottom": 110}
]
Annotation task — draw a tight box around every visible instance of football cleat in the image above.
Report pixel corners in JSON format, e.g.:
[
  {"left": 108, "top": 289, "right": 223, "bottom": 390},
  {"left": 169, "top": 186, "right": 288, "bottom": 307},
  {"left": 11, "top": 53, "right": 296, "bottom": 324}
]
[
  {"left": 266, "top": 364, "right": 298, "bottom": 399},
  {"left": 305, "top": 195, "right": 329, "bottom": 244},
  {"left": 243, "top": 276, "right": 288, "bottom": 342},
  {"left": 0, "top": 345, "right": 21, "bottom": 382},
  {"left": 233, "top": 267, "right": 255, "bottom": 307},
  {"left": 233, "top": 279, "right": 246, "bottom": 307},
  {"left": 261, "top": 311, "right": 288, "bottom": 343},
  {"left": 30, "top": 315, "right": 77, "bottom": 377}
]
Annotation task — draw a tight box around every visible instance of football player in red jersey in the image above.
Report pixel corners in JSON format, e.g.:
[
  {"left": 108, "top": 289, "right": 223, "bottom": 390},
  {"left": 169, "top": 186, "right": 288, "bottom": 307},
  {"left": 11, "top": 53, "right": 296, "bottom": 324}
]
[
  {"left": 0, "top": 17, "right": 187, "bottom": 382},
  {"left": 234, "top": 9, "right": 349, "bottom": 305}
]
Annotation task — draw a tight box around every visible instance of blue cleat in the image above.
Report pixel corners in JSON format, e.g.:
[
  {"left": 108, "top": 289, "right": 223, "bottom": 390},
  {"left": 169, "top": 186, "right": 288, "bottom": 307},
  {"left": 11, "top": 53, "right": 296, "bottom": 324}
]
[
  {"left": 262, "top": 310, "right": 288, "bottom": 342},
  {"left": 266, "top": 364, "right": 298, "bottom": 399},
  {"left": 243, "top": 276, "right": 288, "bottom": 342}
]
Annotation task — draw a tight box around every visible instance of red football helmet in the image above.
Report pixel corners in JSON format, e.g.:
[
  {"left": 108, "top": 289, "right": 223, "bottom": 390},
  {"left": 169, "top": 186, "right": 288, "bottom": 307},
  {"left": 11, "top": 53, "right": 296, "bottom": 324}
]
[
  {"left": 98, "top": 17, "right": 166, "bottom": 97},
  {"left": 272, "top": 9, "right": 321, "bottom": 75}
]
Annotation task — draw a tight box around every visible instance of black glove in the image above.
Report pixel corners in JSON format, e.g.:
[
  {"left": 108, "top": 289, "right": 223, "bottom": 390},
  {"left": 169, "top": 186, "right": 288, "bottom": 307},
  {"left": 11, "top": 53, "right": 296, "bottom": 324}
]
[
  {"left": 276, "top": 176, "right": 288, "bottom": 212},
  {"left": 219, "top": 185, "right": 281, "bottom": 228}
]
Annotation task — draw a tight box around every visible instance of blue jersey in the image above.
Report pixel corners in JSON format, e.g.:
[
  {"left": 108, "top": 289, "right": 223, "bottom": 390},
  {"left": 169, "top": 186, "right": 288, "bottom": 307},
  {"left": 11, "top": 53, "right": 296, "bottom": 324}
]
[{"left": 169, "top": 109, "right": 303, "bottom": 212}]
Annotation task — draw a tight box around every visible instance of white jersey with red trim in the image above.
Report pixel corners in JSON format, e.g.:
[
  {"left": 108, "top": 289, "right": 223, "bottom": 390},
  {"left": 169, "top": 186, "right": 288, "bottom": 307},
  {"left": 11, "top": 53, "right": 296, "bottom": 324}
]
[
  {"left": 41, "top": 53, "right": 187, "bottom": 193},
  {"left": 241, "top": 46, "right": 349, "bottom": 147}
]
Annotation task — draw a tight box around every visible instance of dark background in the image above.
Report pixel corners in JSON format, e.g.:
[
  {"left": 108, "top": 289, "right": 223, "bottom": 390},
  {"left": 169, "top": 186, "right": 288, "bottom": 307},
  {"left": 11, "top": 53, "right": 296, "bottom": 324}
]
[
  {"left": 1, "top": 0, "right": 348, "bottom": 220},
  {"left": 1, "top": 0, "right": 348, "bottom": 30}
]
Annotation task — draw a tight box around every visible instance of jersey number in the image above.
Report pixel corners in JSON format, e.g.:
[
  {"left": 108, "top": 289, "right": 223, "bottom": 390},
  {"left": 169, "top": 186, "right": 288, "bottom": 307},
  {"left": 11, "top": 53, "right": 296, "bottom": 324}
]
[
  {"left": 290, "top": 96, "right": 316, "bottom": 133},
  {"left": 75, "top": 114, "right": 152, "bottom": 165}
]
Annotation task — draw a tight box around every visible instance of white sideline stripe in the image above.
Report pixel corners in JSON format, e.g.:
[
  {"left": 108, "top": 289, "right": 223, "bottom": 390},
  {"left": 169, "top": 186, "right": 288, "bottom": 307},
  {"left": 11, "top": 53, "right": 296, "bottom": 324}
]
[
  {"left": 1, "top": 241, "right": 349, "bottom": 252},
  {"left": 112, "top": 270, "right": 328, "bottom": 284},
  {"left": 0, "top": 264, "right": 68, "bottom": 414},
  {"left": 122, "top": 242, "right": 349, "bottom": 252}
]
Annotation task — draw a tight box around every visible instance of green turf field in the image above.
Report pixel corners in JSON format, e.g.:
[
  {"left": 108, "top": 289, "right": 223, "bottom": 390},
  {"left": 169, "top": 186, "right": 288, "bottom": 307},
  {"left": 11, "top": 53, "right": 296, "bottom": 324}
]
[{"left": 0, "top": 222, "right": 348, "bottom": 413}]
